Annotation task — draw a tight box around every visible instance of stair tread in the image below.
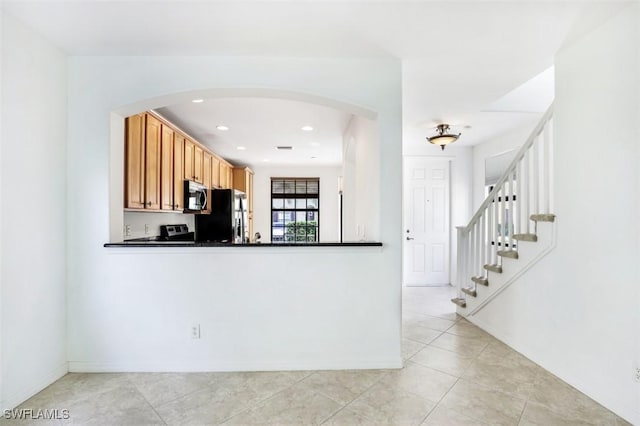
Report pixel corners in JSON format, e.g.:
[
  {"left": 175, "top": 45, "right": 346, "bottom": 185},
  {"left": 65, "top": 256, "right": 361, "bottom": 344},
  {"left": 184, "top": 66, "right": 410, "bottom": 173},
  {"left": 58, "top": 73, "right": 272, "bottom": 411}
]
[
  {"left": 513, "top": 233, "right": 538, "bottom": 242},
  {"left": 451, "top": 297, "right": 466, "bottom": 308},
  {"left": 461, "top": 287, "right": 477, "bottom": 297},
  {"left": 484, "top": 264, "right": 503, "bottom": 273},
  {"left": 530, "top": 213, "right": 556, "bottom": 222},
  {"left": 497, "top": 250, "right": 519, "bottom": 259},
  {"left": 471, "top": 276, "right": 489, "bottom": 286}
]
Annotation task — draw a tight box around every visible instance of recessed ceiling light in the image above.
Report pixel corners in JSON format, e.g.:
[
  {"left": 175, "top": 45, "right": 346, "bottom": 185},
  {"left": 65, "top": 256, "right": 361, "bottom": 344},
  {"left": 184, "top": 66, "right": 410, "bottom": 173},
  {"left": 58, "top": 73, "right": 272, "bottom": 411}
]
[
  {"left": 192, "top": 99, "right": 204, "bottom": 103},
  {"left": 301, "top": 125, "right": 314, "bottom": 131},
  {"left": 216, "top": 125, "right": 229, "bottom": 131},
  {"left": 236, "top": 146, "right": 246, "bottom": 150},
  {"left": 309, "top": 142, "right": 320, "bottom": 147},
  {"left": 263, "top": 159, "right": 270, "bottom": 162}
]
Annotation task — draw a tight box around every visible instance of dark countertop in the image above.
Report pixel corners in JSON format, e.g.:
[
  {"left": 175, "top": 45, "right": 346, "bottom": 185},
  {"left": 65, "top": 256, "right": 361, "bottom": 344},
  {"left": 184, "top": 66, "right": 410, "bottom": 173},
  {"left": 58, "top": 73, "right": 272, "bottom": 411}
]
[{"left": 104, "top": 241, "right": 383, "bottom": 248}]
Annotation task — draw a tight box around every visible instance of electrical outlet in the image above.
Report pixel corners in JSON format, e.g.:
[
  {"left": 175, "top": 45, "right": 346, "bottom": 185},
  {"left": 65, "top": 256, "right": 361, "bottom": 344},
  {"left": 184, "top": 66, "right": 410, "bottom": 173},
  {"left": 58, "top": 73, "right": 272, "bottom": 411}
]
[
  {"left": 634, "top": 367, "right": 640, "bottom": 383},
  {"left": 190, "top": 324, "right": 201, "bottom": 339},
  {"left": 124, "top": 225, "right": 131, "bottom": 237},
  {"left": 144, "top": 224, "right": 150, "bottom": 235}
]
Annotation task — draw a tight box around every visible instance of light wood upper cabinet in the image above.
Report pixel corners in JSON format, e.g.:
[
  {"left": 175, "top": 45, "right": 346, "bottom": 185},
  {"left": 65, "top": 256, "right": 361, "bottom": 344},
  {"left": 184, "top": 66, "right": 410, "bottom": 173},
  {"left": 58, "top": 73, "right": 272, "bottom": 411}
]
[
  {"left": 184, "top": 139, "right": 195, "bottom": 181},
  {"left": 248, "top": 171, "right": 254, "bottom": 238},
  {"left": 203, "top": 152, "right": 213, "bottom": 189},
  {"left": 144, "top": 114, "right": 162, "bottom": 210},
  {"left": 124, "top": 111, "right": 240, "bottom": 213},
  {"left": 220, "top": 162, "right": 232, "bottom": 189},
  {"left": 211, "top": 156, "right": 221, "bottom": 188},
  {"left": 125, "top": 114, "right": 145, "bottom": 209},
  {"left": 232, "top": 167, "right": 253, "bottom": 193},
  {"left": 173, "top": 134, "right": 185, "bottom": 210},
  {"left": 160, "top": 124, "right": 174, "bottom": 210},
  {"left": 194, "top": 145, "right": 203, "bottom": 184},
  {"left": 233, "top": 167, "right": 255, "bottom": 239}
]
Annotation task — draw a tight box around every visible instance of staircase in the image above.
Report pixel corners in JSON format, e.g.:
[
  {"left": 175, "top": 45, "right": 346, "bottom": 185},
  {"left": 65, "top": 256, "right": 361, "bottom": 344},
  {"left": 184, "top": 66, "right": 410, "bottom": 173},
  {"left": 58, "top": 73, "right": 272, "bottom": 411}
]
[{"left": 452, "top": 105, "right": 555, "bottom": 314}]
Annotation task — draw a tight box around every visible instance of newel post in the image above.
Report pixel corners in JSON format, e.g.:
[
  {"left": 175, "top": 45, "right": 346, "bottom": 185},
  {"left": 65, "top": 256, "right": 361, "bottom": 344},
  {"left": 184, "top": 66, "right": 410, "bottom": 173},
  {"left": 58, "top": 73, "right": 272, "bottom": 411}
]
[{"left": 455, "top": 226, "right": 467, "bottom": 297}]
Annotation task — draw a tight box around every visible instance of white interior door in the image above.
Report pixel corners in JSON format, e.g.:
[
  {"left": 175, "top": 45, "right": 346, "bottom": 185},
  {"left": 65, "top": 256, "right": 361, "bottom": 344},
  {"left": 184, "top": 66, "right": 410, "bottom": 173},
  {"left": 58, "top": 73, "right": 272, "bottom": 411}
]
[{"left": 403, "top": 157, "right": 450, "bottom": 286}]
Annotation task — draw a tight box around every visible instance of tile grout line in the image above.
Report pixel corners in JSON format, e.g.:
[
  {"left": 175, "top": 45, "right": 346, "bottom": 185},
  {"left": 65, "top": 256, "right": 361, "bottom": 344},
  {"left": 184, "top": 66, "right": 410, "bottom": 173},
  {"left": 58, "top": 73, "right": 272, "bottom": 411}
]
[
  {"left": 517, "top": 401, "right": 529, "bottom": 425},
  {"left": 319, "top": 369, "right": 393, "bottom": 425},
  {"left": 124, "top": 374, "right": 169, "bottom": 426},
  {"left": 214, "top": 371, "right": 316, "bottom": 425}
]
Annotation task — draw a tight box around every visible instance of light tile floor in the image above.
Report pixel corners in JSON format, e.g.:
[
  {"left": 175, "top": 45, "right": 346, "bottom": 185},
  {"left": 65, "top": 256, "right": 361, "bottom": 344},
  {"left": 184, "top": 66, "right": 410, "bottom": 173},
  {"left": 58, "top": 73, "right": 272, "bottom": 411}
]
[{"left": 3, "top": 286, "right": 631, "bottom": 425}]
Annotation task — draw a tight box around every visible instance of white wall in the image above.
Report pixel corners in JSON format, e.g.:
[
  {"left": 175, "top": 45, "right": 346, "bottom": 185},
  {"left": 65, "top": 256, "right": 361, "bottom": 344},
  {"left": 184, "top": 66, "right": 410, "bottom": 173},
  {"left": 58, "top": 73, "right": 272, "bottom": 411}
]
[
  {"left": 0, "top": 12, "right": 68, "bottom": 409},
  {"left": 342, "top": 116, "right": 379, "bottom": 242},
  {"left": 402, "top": 139, "right": 473, "bottom": 287},
  {"left": 252, "top": 165, "right": 341, "bottom": 243},
  {"left": 67, "top": 56, "right": 403, "bottom": 372},
  {"left": 471, "top": 122, "right": 538, "bottom": 211},
  {"left": 470, "top": 5, "right": 640, "bottom": 424}
]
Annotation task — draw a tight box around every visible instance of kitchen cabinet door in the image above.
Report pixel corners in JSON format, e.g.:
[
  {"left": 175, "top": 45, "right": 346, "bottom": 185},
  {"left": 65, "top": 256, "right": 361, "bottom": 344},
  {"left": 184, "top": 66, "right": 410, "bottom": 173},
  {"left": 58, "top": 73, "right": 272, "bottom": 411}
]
[
  {"left": 144, "top": 114, "right": 162, "bottom": 210},
  {"left": 125, "top": 114, "right": 145, "bottom": 209},
  {"left": 233, "top": 167, "right": 255, "bottom": 239},
  {"left": 248, "top": 170, "right": 254, "bottom": 238},
  {"left": 173, "top": 134, "right": 185, "bottom": 210},
  {"left": 219, "top": 162, "right": 229, "bottom": 189},
  {"left": 203, "top": 151, "right": 212, "bottom": 189},
  {"left": 160, "top": 124, "right": 174, "bottom": 210},
  {"left": 184, "top": 139, "right": 195, "bottom": 181},
  {"left": 211, "top": 156, "right": 221, "bottom": 188},
  {"left": 194, "top": 145, "right": 204, "bottom": 183}
]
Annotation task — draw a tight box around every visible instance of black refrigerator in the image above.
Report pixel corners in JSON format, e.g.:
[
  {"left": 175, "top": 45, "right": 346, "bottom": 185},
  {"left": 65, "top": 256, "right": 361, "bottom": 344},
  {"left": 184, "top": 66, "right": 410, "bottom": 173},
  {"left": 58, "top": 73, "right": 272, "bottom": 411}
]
[{"left": 195, "top": 189, "right": 248, "bottom": 243}]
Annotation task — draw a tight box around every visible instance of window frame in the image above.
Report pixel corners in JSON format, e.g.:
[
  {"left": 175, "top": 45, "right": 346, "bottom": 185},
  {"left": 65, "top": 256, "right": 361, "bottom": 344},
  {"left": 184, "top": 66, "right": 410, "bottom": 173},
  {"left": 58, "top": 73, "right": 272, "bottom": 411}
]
[{"left": 270, "top": 177, "right": 320, "bottom": 243}]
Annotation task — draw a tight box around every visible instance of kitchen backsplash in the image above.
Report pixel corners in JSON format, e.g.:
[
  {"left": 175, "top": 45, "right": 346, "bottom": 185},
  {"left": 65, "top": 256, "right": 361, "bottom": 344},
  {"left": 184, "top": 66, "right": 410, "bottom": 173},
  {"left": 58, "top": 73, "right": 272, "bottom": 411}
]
[{"left": 123, "top": 211, "right": 195, "bottom": 240}]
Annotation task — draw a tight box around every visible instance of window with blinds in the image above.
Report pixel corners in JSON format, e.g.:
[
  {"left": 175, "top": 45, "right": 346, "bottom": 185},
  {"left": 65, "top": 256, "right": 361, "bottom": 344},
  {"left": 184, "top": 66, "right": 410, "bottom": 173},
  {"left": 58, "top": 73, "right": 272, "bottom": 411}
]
[{"left": 271, "top": 178, "right": 319, "bottom": 243}]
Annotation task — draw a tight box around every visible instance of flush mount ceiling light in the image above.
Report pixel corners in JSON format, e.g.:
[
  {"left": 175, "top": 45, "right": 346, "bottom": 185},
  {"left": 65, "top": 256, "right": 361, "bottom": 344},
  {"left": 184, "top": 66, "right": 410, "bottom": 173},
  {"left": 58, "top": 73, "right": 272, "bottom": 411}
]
[
  {"left": 192, "top": 99, "right": 204, "bottom": 103},
  {"left": 236, "top": 146, "right": 246, "bottom": 150},
  {"left": 301, "top": 125, "right": 314, "bottom": 131},
  {"left": 427, "top": 124, "right": 461, "bottom": 150},
  {"left": 216, "top": 125, "right": 229, "bottom": 131}
]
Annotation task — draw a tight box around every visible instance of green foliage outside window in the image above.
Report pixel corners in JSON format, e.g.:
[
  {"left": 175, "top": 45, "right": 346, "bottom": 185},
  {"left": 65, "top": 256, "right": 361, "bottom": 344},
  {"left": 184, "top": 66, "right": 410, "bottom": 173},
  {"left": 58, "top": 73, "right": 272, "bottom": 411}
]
[{"left": 285, "top": 221, "right": 318, "bottom": 242}]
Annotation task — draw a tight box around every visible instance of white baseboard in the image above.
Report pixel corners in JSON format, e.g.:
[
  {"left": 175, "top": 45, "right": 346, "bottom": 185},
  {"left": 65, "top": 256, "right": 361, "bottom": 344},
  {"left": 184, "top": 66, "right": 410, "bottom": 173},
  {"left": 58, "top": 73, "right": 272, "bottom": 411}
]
[
  {"left": 68, "top": 358, "right": 403, "bottom": 373},
  {"left": 2, "top": 362, "right": 68, "bottom": 411}
]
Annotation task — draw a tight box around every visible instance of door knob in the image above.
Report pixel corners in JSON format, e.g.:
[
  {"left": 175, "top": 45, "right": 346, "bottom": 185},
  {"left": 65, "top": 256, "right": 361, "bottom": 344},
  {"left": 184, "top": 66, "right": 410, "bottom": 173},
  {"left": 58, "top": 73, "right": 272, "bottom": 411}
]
[{"left": 406, "top": 236, "right": 414, "bottom": 240}]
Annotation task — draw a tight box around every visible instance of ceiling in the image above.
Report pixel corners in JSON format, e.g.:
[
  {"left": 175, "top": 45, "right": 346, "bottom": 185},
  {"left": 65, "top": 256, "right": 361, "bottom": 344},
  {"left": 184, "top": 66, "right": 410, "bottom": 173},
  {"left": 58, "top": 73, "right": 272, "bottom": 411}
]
[
  {"left": 2, "top": 0, "right": 630, "bottom": 161},
  {"left": 156, "top": 98, "right": 352, "bottom": 167}
]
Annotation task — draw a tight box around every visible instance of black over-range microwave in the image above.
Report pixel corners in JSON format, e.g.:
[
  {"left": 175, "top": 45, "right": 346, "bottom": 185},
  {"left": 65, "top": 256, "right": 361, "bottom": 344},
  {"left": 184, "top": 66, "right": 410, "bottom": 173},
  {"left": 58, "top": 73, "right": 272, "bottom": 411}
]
[{"left": 184, "top": 180, "right": 208, "bottom": 212}]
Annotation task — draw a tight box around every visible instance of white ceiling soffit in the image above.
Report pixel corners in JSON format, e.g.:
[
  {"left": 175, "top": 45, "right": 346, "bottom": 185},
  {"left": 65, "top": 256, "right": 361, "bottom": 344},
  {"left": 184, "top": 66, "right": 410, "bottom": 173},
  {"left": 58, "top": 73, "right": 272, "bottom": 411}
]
[
  {"left": 156, "top": 97, "right": 353, "bottom": 168},
  {"left": 483, "top": 66, "right": 555, "bottom": 114}
]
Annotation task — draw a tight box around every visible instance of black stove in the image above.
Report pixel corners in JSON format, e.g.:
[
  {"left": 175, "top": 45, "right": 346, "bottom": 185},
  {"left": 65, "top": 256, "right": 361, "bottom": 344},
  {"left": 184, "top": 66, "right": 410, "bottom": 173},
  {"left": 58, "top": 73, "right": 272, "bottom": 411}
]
[{"left": 159, "top": 224, "right": 195, "bottom": 241}]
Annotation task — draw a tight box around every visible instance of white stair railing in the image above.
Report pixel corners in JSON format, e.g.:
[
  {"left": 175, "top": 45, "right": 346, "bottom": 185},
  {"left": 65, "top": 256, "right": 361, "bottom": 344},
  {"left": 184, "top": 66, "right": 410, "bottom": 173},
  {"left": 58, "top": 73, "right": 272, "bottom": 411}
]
[{"left": 455, "top": 104, "right": 554, "bottom": 304}]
